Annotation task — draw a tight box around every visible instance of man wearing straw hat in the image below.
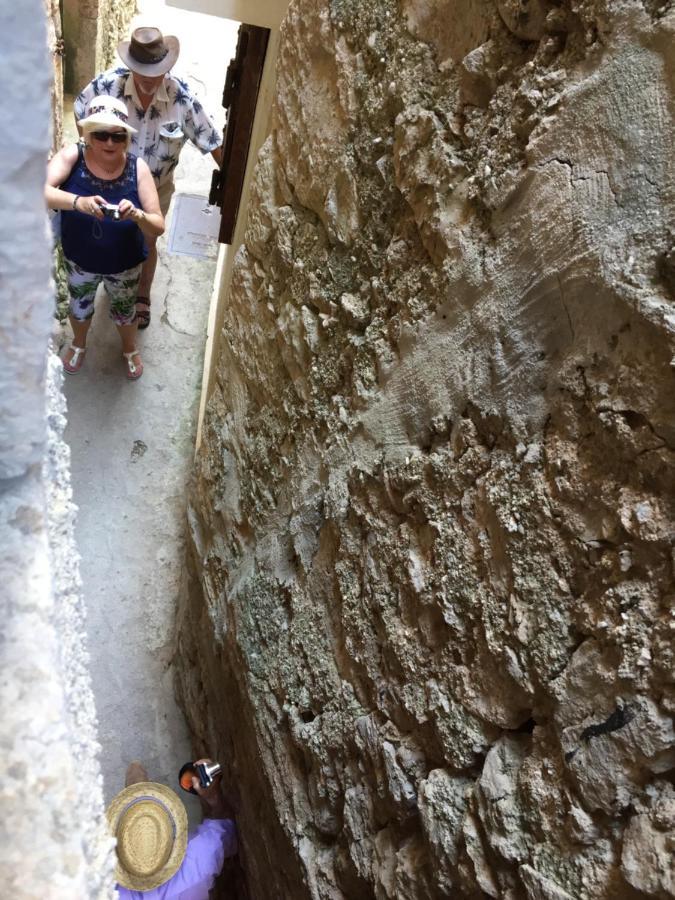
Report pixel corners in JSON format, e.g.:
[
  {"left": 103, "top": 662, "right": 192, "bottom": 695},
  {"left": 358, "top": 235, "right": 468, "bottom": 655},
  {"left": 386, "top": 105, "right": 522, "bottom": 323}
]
[
  {"left": 74, "top": 26, "right": 223, "bottom": 331},
  {"left": 108, "top": 759, "right": 237, "bottom": 898}
]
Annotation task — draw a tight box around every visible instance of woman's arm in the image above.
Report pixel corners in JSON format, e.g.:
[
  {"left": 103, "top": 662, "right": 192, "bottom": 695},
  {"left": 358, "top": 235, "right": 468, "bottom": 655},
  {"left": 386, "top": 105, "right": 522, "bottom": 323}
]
[
  {"left": 118, "top": 157, "right": 165, "bottom": 237},
  {"left": 45, "top": 145, "right": 105, "bottom": 218}
]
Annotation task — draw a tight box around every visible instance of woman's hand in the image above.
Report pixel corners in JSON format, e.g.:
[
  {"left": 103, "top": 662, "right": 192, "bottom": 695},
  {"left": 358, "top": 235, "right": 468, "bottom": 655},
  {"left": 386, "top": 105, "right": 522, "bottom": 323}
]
[
  {"left": 118, "top": 196, "right": 164, "bottom": 236},
  {"left": 118, "top": 198, "right": 144, "bottom": 223},
  {"left": 79, "top": 195, "right": 106, "bottom": 218}
]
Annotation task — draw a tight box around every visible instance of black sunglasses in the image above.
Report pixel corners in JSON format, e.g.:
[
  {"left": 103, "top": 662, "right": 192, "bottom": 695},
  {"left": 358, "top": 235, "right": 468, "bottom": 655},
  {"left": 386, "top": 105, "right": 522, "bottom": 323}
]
[{"left": 91, "top": 130, "right": 127, "bottom": 144}]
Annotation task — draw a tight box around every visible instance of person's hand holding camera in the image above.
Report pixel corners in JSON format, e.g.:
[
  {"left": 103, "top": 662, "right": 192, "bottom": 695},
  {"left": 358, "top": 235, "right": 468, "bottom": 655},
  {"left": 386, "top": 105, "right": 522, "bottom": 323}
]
[
  {"left": 74, "top": 194, "right": 106, "bottom": 218},
  {"left": 118, "top": 198, "right": 145, "bottom": 223},
  {"left": 191, "top": 757, "right": 230, "bottom": 819}
]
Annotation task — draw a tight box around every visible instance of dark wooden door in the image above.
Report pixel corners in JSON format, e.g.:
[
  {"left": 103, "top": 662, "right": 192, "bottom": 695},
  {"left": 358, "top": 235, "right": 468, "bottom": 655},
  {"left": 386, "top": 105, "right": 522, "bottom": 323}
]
[{"left": 210, "top": 24, "right": 270, "bottom": 244}]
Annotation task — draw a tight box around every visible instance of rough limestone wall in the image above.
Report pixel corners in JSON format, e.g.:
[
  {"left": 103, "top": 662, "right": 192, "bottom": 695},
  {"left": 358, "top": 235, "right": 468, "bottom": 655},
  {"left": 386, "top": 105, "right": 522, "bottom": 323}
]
[
  {"left": 63, "top": 0, "right": 136, "bottom": 93},
  {"left": 45, "top": 0, "right": 64, "bottom": 154},
  {"left": 177, "top": 1, "right": 675, "bottom": 898},
  {"left": 98, "top": 0, "right": 137, "bottom": 72},
  {"left": 0, "top": 3, "right": 115, "bottom": 896}
]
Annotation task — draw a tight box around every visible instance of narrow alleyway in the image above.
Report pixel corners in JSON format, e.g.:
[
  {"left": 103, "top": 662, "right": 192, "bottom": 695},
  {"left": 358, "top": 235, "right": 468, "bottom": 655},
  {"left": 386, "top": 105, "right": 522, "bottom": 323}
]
[{"left": 60, "top": 1, "right": 238, "bottom": 817}]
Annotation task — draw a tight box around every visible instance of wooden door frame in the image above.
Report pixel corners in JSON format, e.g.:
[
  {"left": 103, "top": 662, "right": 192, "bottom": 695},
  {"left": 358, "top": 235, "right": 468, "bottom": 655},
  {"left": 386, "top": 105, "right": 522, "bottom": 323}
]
[
  {"left": 210, "top": 24, "right": 270, "bottom": 244},
  {"left": 165, "top": 0, "right": 291, "bottom": 445}
]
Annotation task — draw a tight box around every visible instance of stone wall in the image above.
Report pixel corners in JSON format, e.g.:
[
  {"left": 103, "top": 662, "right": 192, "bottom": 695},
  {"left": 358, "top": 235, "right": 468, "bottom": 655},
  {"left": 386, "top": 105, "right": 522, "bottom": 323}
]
[
  {"left": 0, "top": 2, "right": 115, "bottom": 896},
  {"left": 45, "top": 0, "right": 64, "bottom": 153},
  {"left": 62, "top": 0, "right": 137, "bottom": 94},
  {"left": 98, "top": 0, "right": 138, "bottom": 71},
  {"left": 177, "top": 1, "right": 675, "bottom": 897}
]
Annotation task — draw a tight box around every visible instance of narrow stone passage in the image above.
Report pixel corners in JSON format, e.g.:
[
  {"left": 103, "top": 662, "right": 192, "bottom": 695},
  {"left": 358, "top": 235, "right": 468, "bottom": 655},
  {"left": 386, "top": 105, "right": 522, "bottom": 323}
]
[{"left": 60, "top": 1, "right": 237, "bottom": 820}]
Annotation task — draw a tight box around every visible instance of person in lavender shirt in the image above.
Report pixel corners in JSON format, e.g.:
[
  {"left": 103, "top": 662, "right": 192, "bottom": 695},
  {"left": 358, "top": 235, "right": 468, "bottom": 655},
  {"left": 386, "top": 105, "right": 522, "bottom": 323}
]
[{"left": 107, "top": 758, "right": 237, "bottom": 898}]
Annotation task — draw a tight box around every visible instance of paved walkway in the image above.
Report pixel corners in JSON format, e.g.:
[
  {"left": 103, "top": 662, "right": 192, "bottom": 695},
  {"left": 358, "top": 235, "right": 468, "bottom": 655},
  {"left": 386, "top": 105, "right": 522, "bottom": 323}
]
[{"left": 61, "top": 1, "right": 238, "bottom": 820}]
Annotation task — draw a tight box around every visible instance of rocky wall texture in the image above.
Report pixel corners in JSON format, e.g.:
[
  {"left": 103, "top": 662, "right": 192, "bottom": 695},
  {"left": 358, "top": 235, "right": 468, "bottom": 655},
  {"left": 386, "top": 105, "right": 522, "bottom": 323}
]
[
  {"left": 176, "top": 1, "right": 675, "bottom": 897},
  {"left": 63, "top": 0, "right": 136, "bottom": 94},
  {"left": 98, "top": 0, "right": 137, "bottom": 72},
  {"left": 45, "top": 0, "right": 64, "bottom": 154},
  {"left": 0, "top": 3, "right": 115, "bottom": 895}
]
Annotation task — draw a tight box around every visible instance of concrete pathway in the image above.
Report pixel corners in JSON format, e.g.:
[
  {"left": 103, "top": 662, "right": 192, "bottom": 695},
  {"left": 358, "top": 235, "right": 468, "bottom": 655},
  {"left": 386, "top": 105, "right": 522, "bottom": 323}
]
[{"left": 61, "top": 1, "right": 238, "bottom": 819}]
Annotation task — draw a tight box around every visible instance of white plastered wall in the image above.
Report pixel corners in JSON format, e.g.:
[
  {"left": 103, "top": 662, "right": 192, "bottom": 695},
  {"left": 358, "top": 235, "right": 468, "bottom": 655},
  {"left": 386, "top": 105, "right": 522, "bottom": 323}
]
[{"left": 0, "top": 2, "right": 115, "bottom": 896}]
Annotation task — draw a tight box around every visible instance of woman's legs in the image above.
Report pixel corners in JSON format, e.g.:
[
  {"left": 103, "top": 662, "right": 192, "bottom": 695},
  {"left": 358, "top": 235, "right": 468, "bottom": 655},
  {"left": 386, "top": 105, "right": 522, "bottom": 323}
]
[
  {"left": 116, "top": 320, "right": 143, "bottom": 378},
  {"left": 67, "top": 314, "right": 92, "bottom": 351},
  {"left": 105, "top": 264, "right": 144, "bottom": 378},
  {"left": 69, "top": 315, "right": 91, "bottom": 346},
  {"left": 116, "top": 320, "right": 138, "bottom": 354},
  {"left": 64, "top": 259, "right": 99, "bottom": 371},
  {"left": 63, "top": 315, "right": 93, "bottom": 372}
]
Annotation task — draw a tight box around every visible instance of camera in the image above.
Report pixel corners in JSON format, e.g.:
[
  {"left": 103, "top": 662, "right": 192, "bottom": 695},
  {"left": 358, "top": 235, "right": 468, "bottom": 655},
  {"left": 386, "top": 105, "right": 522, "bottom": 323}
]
[
  {"left": 178, "top": 760, "right": 222, "bottom": 794},
  {"left": 99, "top": 202, "right": 121, "bottom": 221}
]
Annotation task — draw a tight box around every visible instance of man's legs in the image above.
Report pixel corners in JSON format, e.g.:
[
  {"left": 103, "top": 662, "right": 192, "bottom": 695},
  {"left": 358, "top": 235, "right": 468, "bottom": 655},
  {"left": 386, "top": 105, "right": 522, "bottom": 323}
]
[
  {"left": 137, "top": 232, "right": 158, "bottom": 299},
  {"left": 136, "top": 179, "right": 174, "bottom": 328}
]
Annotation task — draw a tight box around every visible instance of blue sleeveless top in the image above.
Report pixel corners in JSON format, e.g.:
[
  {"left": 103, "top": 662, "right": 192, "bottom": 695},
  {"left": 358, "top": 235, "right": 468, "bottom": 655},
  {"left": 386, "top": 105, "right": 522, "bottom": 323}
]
[{"left": 60, "top": 145, "right": 148, "bottom": 274}]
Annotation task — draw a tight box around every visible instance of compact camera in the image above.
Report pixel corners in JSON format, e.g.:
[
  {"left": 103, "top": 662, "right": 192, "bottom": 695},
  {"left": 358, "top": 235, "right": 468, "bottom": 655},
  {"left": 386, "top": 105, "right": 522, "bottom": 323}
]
[
  {"left": 99, "top": 202, "right": 121, "bottom": 221},
  {"left": 178, "top": 760, "right": 222, "bottom": 795}
]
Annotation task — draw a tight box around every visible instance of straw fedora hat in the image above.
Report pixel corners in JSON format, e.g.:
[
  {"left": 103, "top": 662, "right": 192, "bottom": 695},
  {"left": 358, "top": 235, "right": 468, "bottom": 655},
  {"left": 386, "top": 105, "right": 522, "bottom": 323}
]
[
  {"left": 118, "top": 27, "right": 180, "bottom": 76},
  {"left": 106, "top": 781, "right": 188, "bottom": 891},
  {"left": 78, "top": 96, "right": 137, "bottom": 136}
]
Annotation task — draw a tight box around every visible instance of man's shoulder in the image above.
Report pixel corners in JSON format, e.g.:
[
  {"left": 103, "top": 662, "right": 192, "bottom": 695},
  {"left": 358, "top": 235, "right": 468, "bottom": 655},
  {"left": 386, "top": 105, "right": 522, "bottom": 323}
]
[
  {"left": 78, "top": 67, "right": 129, "bottom": 99},
  {"left": 166, "top": 72, "right": 192, "bottom": 90},
  {"left": 97, "top": 67, "right": 129, "bottom": 90},
  {"left": 103, "top": 66, "right": 130, "bottom": 78},
  {"left": 165, "top": 72, "right": 200, "bottom": 101}
]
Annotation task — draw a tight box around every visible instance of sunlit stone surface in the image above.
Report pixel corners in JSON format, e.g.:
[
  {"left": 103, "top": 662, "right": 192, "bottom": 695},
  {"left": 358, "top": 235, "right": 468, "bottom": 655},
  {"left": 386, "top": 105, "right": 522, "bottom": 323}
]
[{"left": 177, "top": 2, "right": 675, "bottom": 897}]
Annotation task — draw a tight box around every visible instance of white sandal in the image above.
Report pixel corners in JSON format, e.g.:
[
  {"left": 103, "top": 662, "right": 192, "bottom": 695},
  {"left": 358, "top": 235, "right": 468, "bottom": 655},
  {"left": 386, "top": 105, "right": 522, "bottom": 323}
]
[
  {"left": 63, "top": 343, "right": 86, "bottom": 374},
  {"left": 123, "top": 350, "right": 143, "bottom": 380}
]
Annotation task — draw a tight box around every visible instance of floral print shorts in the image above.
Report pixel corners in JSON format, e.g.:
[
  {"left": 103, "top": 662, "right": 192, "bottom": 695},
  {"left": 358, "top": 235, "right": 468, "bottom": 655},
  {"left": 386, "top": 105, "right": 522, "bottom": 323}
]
[{"left": 65, "top": 258, "right": 142, "bottom": 326}]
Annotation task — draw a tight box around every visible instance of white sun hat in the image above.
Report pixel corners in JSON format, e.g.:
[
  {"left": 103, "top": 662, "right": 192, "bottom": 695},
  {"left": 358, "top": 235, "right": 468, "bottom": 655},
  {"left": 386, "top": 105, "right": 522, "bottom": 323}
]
[{"left": 78, "top": 95, "right": 138, "bottom": 135}]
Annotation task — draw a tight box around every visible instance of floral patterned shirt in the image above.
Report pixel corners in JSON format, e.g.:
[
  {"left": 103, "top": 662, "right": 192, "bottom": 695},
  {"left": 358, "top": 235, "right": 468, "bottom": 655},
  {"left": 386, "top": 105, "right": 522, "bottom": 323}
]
[{"left": 74, "top": 68, "right": 222, "bottom": 188}]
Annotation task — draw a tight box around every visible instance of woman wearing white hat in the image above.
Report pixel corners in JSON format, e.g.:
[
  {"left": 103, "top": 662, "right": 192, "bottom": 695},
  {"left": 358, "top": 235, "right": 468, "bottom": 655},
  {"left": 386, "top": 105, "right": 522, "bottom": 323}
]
[
  {"left": 74, "top": 27, "right": 223, "bottom": 331},
  {"left": 45, "top": 95, "right": 164, "bottom": 379}
]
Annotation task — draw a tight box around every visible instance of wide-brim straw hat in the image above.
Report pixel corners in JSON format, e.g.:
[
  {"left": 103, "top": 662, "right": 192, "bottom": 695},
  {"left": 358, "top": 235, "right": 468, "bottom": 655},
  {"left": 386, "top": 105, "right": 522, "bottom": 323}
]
[
  {"left": 118, "top": 26, "right": 180, "bottom": 76},
  {"left": 106, "top": 781, "right": 188, "bottom": 891},
  {"left": 78, "top": 95, "right": 137, "bottom": 136}
]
